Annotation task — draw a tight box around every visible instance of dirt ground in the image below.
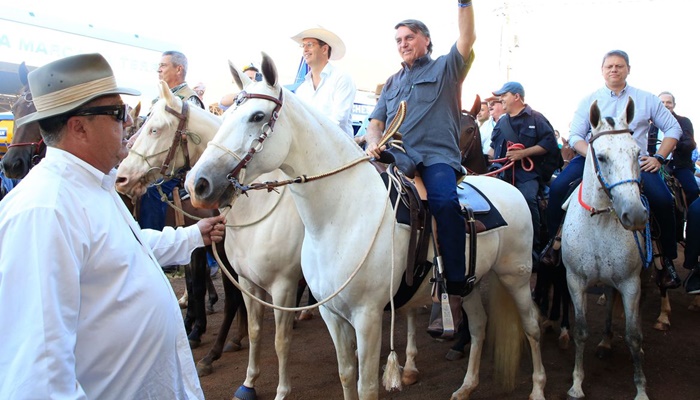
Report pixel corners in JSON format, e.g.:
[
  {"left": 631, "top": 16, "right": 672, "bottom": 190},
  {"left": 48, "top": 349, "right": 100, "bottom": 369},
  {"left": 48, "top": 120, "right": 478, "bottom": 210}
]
[{"left": 171, "top": 261, "right": 700, "bottom": 400}]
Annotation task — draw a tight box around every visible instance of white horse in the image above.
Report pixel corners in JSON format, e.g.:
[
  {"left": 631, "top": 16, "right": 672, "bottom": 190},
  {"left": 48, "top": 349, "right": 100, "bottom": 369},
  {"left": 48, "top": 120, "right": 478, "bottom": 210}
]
[
  {"left": 115, "top": 81, "right": 304, "bottom": 400},
  {"left": 561, "top": 98, "right": 650, "bottom": 400},
  {"left": 186, "top": 54, "right": 546, "bottom": 400}
]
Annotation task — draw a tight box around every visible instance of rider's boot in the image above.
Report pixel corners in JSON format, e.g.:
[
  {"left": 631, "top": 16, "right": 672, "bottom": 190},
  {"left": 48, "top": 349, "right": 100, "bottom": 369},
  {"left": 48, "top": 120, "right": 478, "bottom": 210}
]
[
  {"left": 656, "top": 257, "right": 682, "bottom": 289},
  {"left": 683, "top": 264, "right": 700, "bottom": 295},
  {"left": 427, "top": 295, "right": 463, "bottom": 340}
]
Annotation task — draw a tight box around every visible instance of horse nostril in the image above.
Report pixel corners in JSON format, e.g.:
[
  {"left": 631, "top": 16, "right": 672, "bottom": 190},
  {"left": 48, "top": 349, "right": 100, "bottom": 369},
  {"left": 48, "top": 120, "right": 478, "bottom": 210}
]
[{"left": 194, "top": 178, "right": 210, "bottom": 197}]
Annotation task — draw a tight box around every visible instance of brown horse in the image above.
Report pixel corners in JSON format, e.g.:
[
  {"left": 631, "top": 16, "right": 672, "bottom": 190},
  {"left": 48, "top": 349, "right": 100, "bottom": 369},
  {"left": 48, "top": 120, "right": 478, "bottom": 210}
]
[
  {"left": 2, "top": 62, "right": 44, "bottom": 179},
  {"left": 458, "top": 95, "right": 488, "bottom": 174}
]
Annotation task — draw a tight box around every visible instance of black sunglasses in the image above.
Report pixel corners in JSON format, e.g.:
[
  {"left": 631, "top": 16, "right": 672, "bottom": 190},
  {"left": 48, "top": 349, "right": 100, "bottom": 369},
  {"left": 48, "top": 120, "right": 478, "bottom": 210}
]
[{"left": 72, "top": 104, "right": 129, "bottom": 123}]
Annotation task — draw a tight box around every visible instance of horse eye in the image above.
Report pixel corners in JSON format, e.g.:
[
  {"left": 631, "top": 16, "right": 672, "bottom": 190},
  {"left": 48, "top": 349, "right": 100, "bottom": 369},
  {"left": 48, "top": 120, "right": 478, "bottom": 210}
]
[
  {"left": 250, "top": 112, "right": 265, "bottom": 123},
  {"left": 596, "top": 154, "right": 607, "bottom": 163}
]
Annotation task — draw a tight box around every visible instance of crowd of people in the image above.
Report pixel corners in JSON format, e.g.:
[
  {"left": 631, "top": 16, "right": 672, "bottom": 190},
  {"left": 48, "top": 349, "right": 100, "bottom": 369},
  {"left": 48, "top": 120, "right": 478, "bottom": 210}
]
[{"left": 1, "top": 0, "right": 699, "bottom": 397}]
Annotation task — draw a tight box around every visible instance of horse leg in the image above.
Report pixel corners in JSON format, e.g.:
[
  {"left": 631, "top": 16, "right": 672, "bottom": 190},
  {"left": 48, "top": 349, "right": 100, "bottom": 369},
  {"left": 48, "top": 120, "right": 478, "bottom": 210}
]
[
  {"left": 690, "top": 296, "right": 700, "bottom": 312},
  {"left": 235, "top": 279, "right": 266, "bottom": 400},
  {"left": 183, "top": 264, "right": 194, "bottom": 335},
  {"left": 196, "top": 268, "right": 245, "bottom": 377},
  {"left": 354, "top": 310, "right": 385, "bottom": 400},
  {"left": 451, "top": 290, "right": 486, "bottom": 400},
  {"left": 595, "top": 286, "right": 616, "bottom": 359},
  {"left": 205, "top": 269, "right": 218, "bottom": 314},
  {"left": 401, "top": 307, "right": 419, "bottom": 386},
  {"left": 270, "top": 284, "right": 301, "bottom": 400},
  {"left": 187, "top": 247, "right": 209, "bottom": 348},
  {"left": 654, "top": 287, "right": 672, "bottom": 331},
  {"left": 319, "top": 307, "right": 363, "bottom": 400},
  {"left": 446, "top": 310, "right": 470, "bottom": 361},
  {"left": 557, "top": 266, "right": 572, "bottom": 350},
  {"left": 567, "top": 276, "right": 589, "bottom": 400},
  {"left": 618, "top": 279, "right": 649, "bottom": 400}
]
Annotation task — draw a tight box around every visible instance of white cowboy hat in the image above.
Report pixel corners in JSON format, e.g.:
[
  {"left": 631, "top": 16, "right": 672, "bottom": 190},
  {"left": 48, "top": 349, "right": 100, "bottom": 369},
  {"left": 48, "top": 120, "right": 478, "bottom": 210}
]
[
  {"left": 16, "top": 53, "right": 140, "bottom": 127},
  {"left": 291, "top": 27, "right": 346, "bottom": 61}
]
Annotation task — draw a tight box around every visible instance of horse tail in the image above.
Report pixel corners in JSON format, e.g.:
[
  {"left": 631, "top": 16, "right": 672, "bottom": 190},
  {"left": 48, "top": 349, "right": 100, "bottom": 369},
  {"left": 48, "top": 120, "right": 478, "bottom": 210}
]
[{"left": 487, "top": 272, "right": 524, "bottom": 392}]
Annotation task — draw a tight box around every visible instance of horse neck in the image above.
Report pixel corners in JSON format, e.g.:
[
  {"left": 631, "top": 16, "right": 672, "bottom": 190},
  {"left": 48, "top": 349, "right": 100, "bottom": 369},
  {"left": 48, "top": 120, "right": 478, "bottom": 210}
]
[
  {"left": 186, "top": 115, "right": 221, "bottom": 166},
  {"left": 277, "top": 99, "right": 389, "bottom": 226}
]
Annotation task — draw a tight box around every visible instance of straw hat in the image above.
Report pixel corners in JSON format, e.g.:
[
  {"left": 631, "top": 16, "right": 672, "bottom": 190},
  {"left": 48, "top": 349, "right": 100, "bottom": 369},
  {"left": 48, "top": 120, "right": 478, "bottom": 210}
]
[
  {"left": 16, "top": 53, "right": 140, "bottom": 127},
  {"left": 291, "top": 27, "right": 346, "bottom": 60}
]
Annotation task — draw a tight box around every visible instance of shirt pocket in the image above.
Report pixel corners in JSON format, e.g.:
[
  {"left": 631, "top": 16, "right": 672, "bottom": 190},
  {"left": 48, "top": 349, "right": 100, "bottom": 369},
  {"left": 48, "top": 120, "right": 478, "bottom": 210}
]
[
  {"left": 412, "top": 77, "right": 438, "bottom": 103},
  {"left": 519, "top": 126, "right": 539, "bottom": 148}
]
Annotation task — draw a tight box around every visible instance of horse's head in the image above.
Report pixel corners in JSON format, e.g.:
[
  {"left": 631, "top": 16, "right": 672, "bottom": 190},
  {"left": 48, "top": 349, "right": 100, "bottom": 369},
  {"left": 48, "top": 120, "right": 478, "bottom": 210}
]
[
  {"left": 187, "top": 53, "right": 292, "bottom": 209},
  {"left": 459, "top": 95, "right": 487, "bottom": 174},
  {"left": 125, "top": 102, "right": 144, "bottom": 140},
  {"left": 587, "top": 97, "right": 647, "bottom": 230},
  {"left": 2, "top": 62, "right": 45, "bottom": 179},
  {"left": 115, "top": 80, "right": 222, "bottom": 198}
]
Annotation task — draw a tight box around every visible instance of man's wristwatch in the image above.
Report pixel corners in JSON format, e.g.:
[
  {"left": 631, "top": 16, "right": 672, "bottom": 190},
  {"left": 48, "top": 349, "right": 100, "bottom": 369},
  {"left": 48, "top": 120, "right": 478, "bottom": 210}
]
[{"left": 653, "top": 154, "right": 666, "bottom": 164}]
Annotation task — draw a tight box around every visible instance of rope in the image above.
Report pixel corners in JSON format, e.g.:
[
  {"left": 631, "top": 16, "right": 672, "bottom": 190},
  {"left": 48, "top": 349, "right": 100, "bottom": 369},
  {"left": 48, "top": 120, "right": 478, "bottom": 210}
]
[
  {"left": 210, "top": 178, "right": 392, "bottom": 313},
  {"left": 483, "top": 142, "right": 533, "bottom": 184},
  {"left": 633, "top": 195, "right": 653, "bottom": 269}
]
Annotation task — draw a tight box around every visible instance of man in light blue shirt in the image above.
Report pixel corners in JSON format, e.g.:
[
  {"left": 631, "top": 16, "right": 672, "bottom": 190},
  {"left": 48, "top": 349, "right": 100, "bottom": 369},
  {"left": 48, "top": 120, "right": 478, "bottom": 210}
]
[{"left": 545, "top": 50, "right": 683, "bottom": 289}]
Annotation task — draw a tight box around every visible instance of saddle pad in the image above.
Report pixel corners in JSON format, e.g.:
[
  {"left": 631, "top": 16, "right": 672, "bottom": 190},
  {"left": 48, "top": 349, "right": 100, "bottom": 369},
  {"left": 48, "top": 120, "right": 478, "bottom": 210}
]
[{"left": 459, "top": 182, "right": 508, "bottom": 232}]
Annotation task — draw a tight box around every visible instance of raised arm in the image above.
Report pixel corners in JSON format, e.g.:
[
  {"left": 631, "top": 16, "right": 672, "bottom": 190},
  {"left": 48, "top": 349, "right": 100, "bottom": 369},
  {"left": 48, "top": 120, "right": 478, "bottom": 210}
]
[{"left": 457, "top": 1, "right": 476, "bottom": 60}]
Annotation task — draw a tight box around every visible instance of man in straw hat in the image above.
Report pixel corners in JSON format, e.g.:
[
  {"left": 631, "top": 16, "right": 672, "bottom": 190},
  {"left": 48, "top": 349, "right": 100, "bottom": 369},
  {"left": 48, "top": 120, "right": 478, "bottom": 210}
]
[
  {"left": 0, "top": 53, "right": 225, "bottom": 399},
  {"left": 364, "top": 2, "right": 476, "bottom": 339},
  {"left": 291, "top": 26, "right": 357, "bottom": 138}
]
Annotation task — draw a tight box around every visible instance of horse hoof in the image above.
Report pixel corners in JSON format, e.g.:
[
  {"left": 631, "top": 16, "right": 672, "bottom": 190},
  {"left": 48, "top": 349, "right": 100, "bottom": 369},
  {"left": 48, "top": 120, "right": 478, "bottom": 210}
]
[
  {"left": 445, "top": 349, "right": 464, "bottom": 361},
  {"left": 401, "top": 368, "right": 419, "bottom": 386},
  {"left": 653, "top": 321, "right": 670, "bottom": 331},
  {"left": 223, "top": 339, "right": 243, "bottom": 352},
  {"left": 297, "top": 309, "right": 313, "bottom": 321},
  {"left": 196, "top": 361, "right": 213, "bottom": 377},
  {"left": 595, "top": 345, "right": 612, "bottom": 359},
  {"left": 234, "top": 385, "right": 257, "bottom": 400},
  {"left": 206, "top": 304, "right": 215, "bottom": 315}
]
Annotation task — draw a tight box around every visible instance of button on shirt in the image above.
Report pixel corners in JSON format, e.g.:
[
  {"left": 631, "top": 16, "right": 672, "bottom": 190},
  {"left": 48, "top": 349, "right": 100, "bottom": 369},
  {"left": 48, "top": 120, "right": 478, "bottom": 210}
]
[
  {"left": 295, "top": 63, "right": 356, "bottom": 138},
  {"left": 0, "top": 147, "right": 204, "bottom": 400},
  {"left": 569, "top": 85, "right": 681, "bottom": 155}
]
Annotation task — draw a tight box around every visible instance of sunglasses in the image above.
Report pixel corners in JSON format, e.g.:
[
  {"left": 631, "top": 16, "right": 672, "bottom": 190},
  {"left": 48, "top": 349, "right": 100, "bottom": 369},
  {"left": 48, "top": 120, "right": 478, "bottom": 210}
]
[{"left": 72, "top": 104, "right": 129, "bottom": 123}]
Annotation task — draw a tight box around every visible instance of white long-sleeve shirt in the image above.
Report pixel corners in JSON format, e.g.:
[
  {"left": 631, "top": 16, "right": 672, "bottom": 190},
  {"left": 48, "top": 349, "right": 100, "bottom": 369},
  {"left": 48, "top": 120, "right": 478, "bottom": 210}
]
[
  {"left": 0, "top": 147, "right": 204, "bottom": 400},
  {"left": 295, "top": 62, "right": 356, "bottom": 138}
]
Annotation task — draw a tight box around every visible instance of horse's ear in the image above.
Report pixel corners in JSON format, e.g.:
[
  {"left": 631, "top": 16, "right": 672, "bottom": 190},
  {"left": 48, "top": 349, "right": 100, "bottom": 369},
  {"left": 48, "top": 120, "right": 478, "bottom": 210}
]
[
  {"left": 19, "top": 62, "right": 29, "bottom": 86},
  {"left": 229, "top": 60, "right": 246, "bottom": 91},
  {"left": 624, "top": 97, "right": 635, "bottom": 125},
  {"left": 589, "top": 100, "right": 601, "bottom": 128},
  {"left": 158, "top": 80, "right": 178, "bottom": 109},
  {"left": 468, "top": 95, "right": 481, "bottom": 117},
  {"left": 260, "top": 52, "right": 279, "bottom": 88},
  {"left": 133, "top": 101, "right": 141, "bottom": 117}
]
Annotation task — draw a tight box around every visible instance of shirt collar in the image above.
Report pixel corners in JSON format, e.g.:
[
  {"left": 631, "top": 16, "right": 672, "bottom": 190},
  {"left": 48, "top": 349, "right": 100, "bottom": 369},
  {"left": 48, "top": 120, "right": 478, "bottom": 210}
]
[
  {"left": 45, "top": 147, "right": 117, "bottom": 190},
  {"left": 401, "top": 53, "right": 431, "bottom": 70}
]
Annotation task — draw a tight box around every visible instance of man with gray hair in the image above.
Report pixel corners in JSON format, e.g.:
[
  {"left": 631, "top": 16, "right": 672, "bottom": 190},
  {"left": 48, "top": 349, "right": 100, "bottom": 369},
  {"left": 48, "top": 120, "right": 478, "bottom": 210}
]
[
  {"left": 157, "top": 50, "right": 205, "bottom": 110},
  {"left": 364, "top": 1, "right": 476, "bottom": 339}
]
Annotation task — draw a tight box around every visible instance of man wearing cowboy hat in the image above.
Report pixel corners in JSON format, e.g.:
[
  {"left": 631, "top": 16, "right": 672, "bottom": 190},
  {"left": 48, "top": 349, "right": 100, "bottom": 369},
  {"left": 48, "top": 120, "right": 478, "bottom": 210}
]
[
  {"left": 0, "top": 53, "right": 225, "bottom": 400},
  {"left": 291, "top": 27, "right": 357, "bottom": 138}
]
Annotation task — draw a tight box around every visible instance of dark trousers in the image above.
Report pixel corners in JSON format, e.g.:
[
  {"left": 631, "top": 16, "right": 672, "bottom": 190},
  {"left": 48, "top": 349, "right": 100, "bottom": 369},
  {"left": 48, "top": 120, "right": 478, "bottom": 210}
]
[
  {"left": 139, "top": 178, "right": 181, "bottom": 230},
  {"left": 685, "top": 199, "right": 700, "bottom": 269},
  {"left": 515, "top": 178, "right": 541, "bottom": 250},
  {"left": 419, "top": 163, "right": 466, "bottom": 294},
  {"left": 547, "top": 155, "right": 677, "bottom": 258},
  {"left": 673, "top": 167, "right": 699, "bottom": 206}
]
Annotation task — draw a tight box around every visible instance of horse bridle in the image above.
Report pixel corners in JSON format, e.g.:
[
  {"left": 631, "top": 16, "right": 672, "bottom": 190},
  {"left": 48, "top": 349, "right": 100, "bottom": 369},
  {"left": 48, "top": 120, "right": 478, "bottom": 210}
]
[
  {"left": 223, "top": 90, "right": 284, "bottom": 190},
  {"left": 586, "top": 128, "right": 640, "bottom": 211},
  {"left": 128, "top": 101, "right": 194, "bottom": 183},
  {"left": 8, "top": 89, "right": 45, "bottom": 166},
  {"left": 459, "top": 112, "right": 478, "bottom": 167}
]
